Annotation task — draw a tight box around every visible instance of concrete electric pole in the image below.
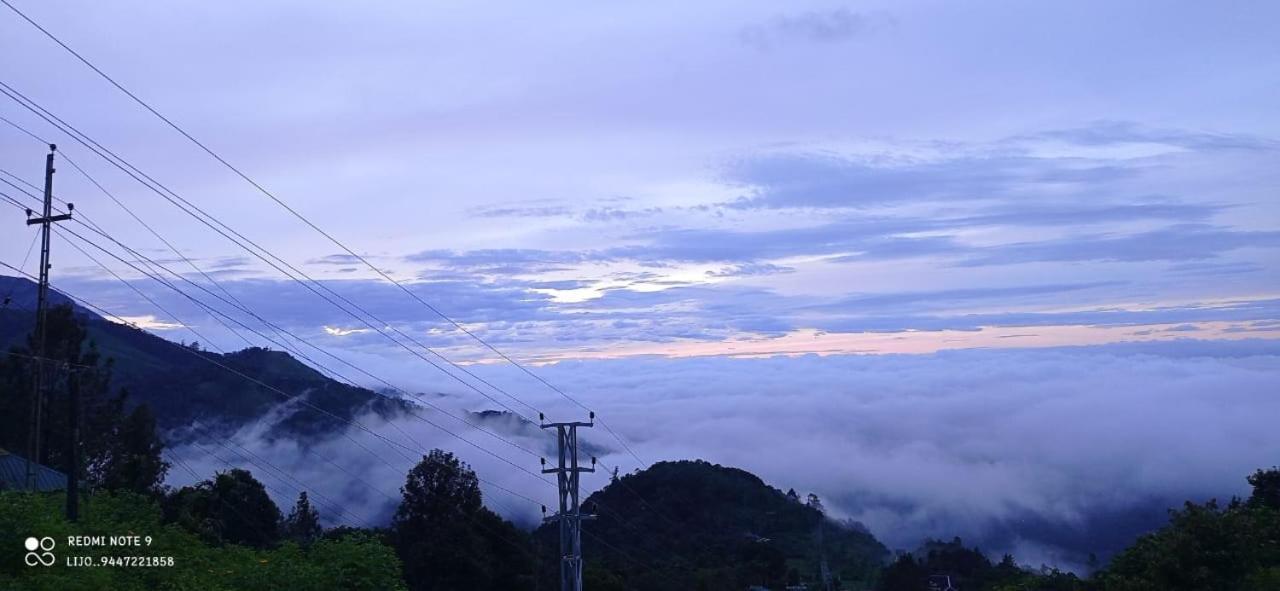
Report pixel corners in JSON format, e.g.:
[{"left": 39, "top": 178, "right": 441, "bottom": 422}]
[
  {"left": 541, "top": 412, "right": 597, "bottom": 591},
  {"left": 23, "top": 144, "right": 72, "bottom": 495}
]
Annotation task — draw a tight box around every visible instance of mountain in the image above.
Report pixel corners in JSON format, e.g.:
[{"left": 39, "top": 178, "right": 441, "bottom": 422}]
[
  {"left": 540, "top": 459, "right": 889, "bottom": 590},
  {"left": 0, "top": 275, "right": 408, "bottom": 440}
]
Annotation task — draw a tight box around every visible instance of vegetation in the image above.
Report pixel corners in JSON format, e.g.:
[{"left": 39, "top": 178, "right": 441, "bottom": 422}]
[
  {"left": 1095, "top": 467, "right": 1280, "bottom": 591},
  {"left": 284, "top": 492, "right": 323, "bottom": 547},
  {"left": 876, "top": 540, "right": 1081, "bottom": 591},
  {"left": 876, "top": 467, "right": 1280, "bottom": 591},
  {"left": 390, "top": 449, "right": 535, "bottom": 591},
  {"left": 0, "top": 290, "right": 405, "bottom": 440},
  {"left": 0, "top": 490, "right": 404, "bottom": 591},
  {"left": 555, "top": 459, "right": 889, "bottom": 590},
  {"left": 163, "top": 468, "right": 283, "bottom": 549},
  {"left": 0, "top": 305, "right": 169, "bottom": 497},
  {"left": 0, "top": 304, "right": 406, "bottom": 589}
]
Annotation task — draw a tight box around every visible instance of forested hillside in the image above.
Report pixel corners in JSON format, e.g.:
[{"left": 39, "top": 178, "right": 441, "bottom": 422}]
[
  {"left": 558, "top": 459, "right": 888, "bottom": 590},
  {"left": 0, "top": 277, "right": 406, "bottom": 440}
]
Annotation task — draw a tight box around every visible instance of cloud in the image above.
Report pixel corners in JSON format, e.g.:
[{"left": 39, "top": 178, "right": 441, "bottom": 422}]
[
  {"left": 957, "top": 224, "right": 1280, "bottom": 266},
  {"left": 167, "top": 340, "right": 1280, "bottom": 570},
  {"left": 721, "top": 151, "right": 1140, "bottom": 209},
  {"left": 533, "top": 341, "right": 1280, "bottom": 563},
  {"left": 407, "top": 249, "right": 603, "bottom": 274},
  {"left": 813, "top": 282, "right": 1122, "bottom": 313},
  {"left": 469, "top": 205, "right": 574, "bottom": 219},
  {"left": 580, "top": 206, "right": 664, "bottom": 223},
  {"left": 1024, "top": 121, "right": 1280, "bottom": 153},
  {"left": 704, "top": 262, "right": 795, "bottom": 278},
  {"left": 323, "top": 325, "right": 371, "bottom": 337},
  {"left": 112, "top": 314, "right": 185, "bottom": 331},
  {"left": 741, "top": 9, "right": 893, "bottom": 50}
]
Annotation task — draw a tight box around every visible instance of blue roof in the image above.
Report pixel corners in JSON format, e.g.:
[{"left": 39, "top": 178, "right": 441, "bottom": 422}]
[{"left": 0, "top": 449, "right": 67, "bottom": 492}]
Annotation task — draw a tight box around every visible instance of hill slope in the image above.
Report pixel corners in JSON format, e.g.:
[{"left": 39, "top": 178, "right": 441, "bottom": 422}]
[
  {"left": 541, "top": 459, "right": 889, "bottom": 590},
  {"left": 0, "top": 275, "right": 407, "bottom": 440}
]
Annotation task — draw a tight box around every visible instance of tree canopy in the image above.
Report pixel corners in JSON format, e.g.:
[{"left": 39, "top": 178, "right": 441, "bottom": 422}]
[{"left": 391, "top": 449, "right": 534, "bottom": 591}]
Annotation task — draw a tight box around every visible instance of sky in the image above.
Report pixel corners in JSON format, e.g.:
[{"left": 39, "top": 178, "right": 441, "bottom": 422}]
[{"left": 2, "top": 0, "right": 1279, "bottom": 568}]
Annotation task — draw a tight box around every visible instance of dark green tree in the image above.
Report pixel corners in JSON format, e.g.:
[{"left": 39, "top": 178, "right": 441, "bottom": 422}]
[
  {"left": 0, "top": 305, "right": 134, "bottom": 485},
  {"left": 1097, "top": 467, "right": 1280, "bottom": 590},
  {"left": 391, "top": 449, "right": 533, "bottom": 591},
  {"left": 91, "top": 401, "right": 169, "bottom": 495},
  {"left": 1247, "top": 466, "right": 1280, "bottom": 510},
  {"left": 164, "top": 468, "right": 282, "bottom": 549},
  {"left": 878, "top": 554, "right": 927, "bottom": 591},
  {"left": 285, "top": 491, "right": 323, "bottom": 547}
]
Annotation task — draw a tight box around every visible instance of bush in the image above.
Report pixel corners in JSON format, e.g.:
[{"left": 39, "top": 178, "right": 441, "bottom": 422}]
[{"left": 0, "top": 490, "right": 405, "bottom": 590}]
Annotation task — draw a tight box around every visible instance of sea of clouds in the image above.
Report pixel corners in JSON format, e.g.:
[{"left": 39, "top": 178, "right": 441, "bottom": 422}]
[{"left": 167, "top": 338, "right": 1280, "bottom": 571}]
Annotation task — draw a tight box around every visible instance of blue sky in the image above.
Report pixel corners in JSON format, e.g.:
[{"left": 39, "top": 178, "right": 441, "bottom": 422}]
[
  {"left": 2, "top": 0, "right": 1279, "bottom": 564},
  {"left": 2, "top": 0, "right": 1276, "bottom": 363}
]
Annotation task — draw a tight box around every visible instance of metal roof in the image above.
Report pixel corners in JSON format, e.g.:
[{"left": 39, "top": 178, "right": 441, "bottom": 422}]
[{"left": 0, "top": 449, "right": 67, "bottom": 492}]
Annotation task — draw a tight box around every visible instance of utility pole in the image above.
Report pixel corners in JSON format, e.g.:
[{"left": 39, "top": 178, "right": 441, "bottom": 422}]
[
  {"left": 540, "top": 412, "right": 596, "bottom": 591},
  {"left": 23, "top": 144, "right": 72, "bottom": 493},
  {"left": 809, "top": 493, "right": 834, "bottom": 591},
  {"left": 817, "top": 519, "right": 833, "bottom": 591}
]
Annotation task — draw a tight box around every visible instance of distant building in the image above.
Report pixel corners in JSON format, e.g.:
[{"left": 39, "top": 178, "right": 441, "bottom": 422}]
[{"left": 0, "top": 448, "right": 67, "bottom": 492}]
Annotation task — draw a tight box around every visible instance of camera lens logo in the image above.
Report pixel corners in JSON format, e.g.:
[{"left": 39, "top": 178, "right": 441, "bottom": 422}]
[{"left": 24, "top": 536, "right": 56, "bottom": 567}]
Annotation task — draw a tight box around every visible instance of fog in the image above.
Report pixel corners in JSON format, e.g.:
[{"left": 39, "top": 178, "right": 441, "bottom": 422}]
[{"left": 168, "top": 338, "right": 1280, "bottom": 570}]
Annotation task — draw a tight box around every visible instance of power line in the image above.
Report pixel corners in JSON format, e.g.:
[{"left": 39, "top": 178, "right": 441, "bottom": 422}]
[
  {"left": 26, "top": 197, "right": 548, "bottom": 468},
  {"left": 0, "top": 258, "right": 553, "bottom": 510},
  {"left": 5, "top": 188, "right": 564, "bottom": 515},
  {"left": 0, "top": 3, "right": 677, "bottom": 566},
  {"left": 49, "top": 222, "right": 556, "bottom": 493},
  {"left": 162, "top": 449, "right": 281, "bottom": 546},
  {"left": 0, "top": 7, "right": 633, "bottom": 439},
  {"left": 0, "top": 80, "right": 541, "bottom": 422},
  {"left": 185, "top": 422, "right": 377, "bottom": 529},
  {"left": 5, "top": 94, "right": 675, "bottom": 547},
  {"left": 70, "top": 214, "right": 544, "bottom": 458},
  {"left": 2, "top": 254, "right": 672, "bottom": 585},
  {"left": 2, "top": 76, "right": 654, "bottom": 488},
  {"left": 2, "top": 350, "right": 96, "bottom": 370},
  {"left": 0, "top": 231, "right": 39, "bottom": 310},
  {"left": 3, "top": 212, "right": 676, "bottom": 591}
]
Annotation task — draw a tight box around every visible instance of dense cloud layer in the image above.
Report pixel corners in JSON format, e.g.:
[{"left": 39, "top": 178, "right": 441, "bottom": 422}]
[{"left": 168, "top": 339, "right": 1280, "bottom": 570}]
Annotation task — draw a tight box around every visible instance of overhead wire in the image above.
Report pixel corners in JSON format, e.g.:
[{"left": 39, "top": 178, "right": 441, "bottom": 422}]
[
  {"left": 0, "top": 79, "right": 539, "bottom": 422},
  {"left": 0, "top": 10, "right": 651, "bottom": 467},
  {"left": 4, "top": 185, "right": 576, "bottom": 532},
  {"left": 0, "top": 258, "right": 551, "bottom": 511},
  {"left": 0, "top": 4, "right": 687, "bottom": 572}
]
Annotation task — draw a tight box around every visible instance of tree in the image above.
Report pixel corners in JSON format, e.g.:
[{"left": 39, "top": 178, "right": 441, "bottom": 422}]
[
  {"left": 0, "top": 305, "right": 171, "bottom": 497},
  {"left": 1247, "top": 467, "right": 1280, "bottom": 510},
  {"left": 1098, "top": 467, "right": 1280, "bottom": 590},
  {"left": 807, "top": 492, "right": 824, "bottom": 513},
  {"left": 91, "top": 401, "right": 169, "bottom": 495},
  {"left": 165, "top": 468, "right": 282, "bottom": 549},
  {"left": 878, "top": 554, "right": 927, "bottom": 591},
  {"left": 285, "top": 491, "right": 323, "bottom": 547},
  {"left": 0, "top": 305, "right": 123, "bottom": 475},
  {"left": 391, "top": 449, "right": 532, "bottom": 591}
]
